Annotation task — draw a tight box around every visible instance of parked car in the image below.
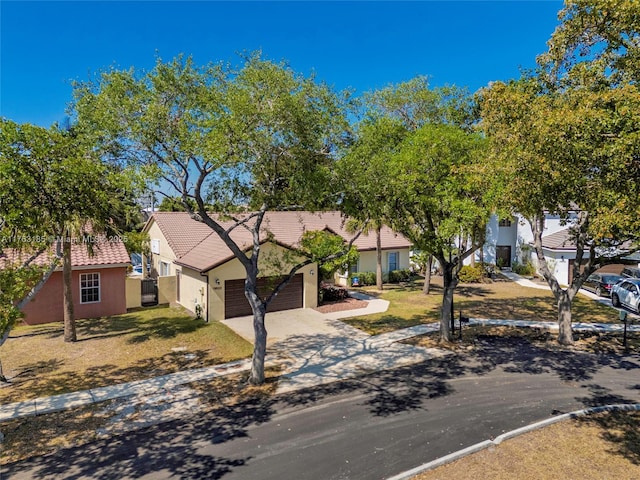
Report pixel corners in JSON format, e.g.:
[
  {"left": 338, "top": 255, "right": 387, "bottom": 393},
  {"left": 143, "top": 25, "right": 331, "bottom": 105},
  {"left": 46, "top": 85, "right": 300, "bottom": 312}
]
[
  {"left": 621, "top": 266, "right": 640, "bottom": 280},
  {"left": 581, "top": 273, "right": 623, "bottom": 297},
  {"left": 611, "top": 279, "right": 640, "bottom": 314}
]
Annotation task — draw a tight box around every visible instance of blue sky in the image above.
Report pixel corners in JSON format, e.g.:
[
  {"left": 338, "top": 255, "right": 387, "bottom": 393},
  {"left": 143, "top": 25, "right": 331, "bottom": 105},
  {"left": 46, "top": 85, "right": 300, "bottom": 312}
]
[{"left": 1, "top": 1, "right": 563, "bottom": 128}]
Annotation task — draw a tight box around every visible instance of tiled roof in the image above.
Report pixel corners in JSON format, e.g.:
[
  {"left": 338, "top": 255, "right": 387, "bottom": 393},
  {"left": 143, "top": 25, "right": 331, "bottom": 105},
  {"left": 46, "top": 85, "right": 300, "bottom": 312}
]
[
  {"left": 147, "top": 211, "right": 412, "bottom": 272},
  {"left": 540, "top": 229, "right": 576, "bottom": 250},
  {"left": 540, "top": 229, "right": 636, "bottom": 255},
  {"left": 0, "top": 238, "right": 130, "bottom": 269}
]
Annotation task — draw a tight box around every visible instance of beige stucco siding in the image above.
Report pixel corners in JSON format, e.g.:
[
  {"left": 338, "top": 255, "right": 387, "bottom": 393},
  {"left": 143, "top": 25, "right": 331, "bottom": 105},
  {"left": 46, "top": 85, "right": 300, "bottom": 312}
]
[
  {"left": 206, "top": 242, "right": 317, "bottom": 321},
  {"left": 357, "top": 248, "right": 411, "bottom": 273},
  {"left": 177, "top": 266, "right": 208, "bottom": 315},
  {"left": 146, "top": 221, "right": 177, "bottom": 277},
  {"left": 336, "top": 247, "right": 411, "bottom": 286},
  {"left": 126, "top": 276, "right": 142, "bottom": 309}
]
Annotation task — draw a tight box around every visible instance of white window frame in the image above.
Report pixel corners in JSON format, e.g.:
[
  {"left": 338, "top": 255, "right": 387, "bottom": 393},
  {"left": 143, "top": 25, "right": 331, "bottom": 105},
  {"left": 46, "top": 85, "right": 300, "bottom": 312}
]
[
  {"left": 159, "top": 261, "right": 171, "bottom": 277},
  {"left": 349, "top": 261, "right": 359, "bottom": 275},
  {"left": 388, "top": 251, "right": 399, "bottom": 272},
  {"left": 80, "top": 272, "right": 101, "bottom": 304}
]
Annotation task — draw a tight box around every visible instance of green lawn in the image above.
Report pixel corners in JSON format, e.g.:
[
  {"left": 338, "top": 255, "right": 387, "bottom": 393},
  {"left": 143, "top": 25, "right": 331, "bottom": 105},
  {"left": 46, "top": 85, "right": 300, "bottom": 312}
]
[
  {"left": 344, "top": 277, "right": 620, "bottom": 335},
  {"left": 0, "top": 305, "right": 253, "bottom": 403}
]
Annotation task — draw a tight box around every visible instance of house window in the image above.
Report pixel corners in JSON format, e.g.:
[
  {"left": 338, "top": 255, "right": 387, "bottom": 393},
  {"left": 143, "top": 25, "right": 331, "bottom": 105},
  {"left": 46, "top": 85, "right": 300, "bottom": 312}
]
[
  {"left": 80, "top": 273, "right": 100, "bottom": 304},
  {"left": 349, "top": 262, "right": 359, "bottom": 275},
  {"left": 499, "top": 218, "right": 512, "bottom": 227},
  {"left": 388, "top": 252, "right": 399, "bottom": 272},
  {"left": 159, "top": 261, "right": 171, "bottom": 277}
]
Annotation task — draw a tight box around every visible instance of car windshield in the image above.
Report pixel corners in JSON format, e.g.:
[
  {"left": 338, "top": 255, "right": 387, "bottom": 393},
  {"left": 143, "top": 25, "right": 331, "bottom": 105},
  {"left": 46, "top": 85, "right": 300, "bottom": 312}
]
[{"left": 601, "top": 275, "right": 621, "bottom": 283}]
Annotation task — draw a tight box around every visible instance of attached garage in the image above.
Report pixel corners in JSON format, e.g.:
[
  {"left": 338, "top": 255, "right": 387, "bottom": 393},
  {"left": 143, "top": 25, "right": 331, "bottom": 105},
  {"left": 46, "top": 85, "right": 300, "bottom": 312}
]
[{"left": 224, "top": 274, "right": 304, "bottom": 318}]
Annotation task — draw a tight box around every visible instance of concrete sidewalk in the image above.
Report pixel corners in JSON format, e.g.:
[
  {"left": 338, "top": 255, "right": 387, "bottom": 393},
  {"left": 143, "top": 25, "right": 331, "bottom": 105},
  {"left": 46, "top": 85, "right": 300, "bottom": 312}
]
[{"left": 2, "top": 284, "right": 639, "bottom": 424}]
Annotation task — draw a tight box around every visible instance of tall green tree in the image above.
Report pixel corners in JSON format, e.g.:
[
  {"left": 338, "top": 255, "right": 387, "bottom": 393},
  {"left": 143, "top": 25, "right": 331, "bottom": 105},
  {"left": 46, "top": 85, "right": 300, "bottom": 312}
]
[
  {"left": 481, "top": 78, "right": 640, "bottom": 345},
  {"left": 0, "top": 119, "right": 139, "bottom": 346},
  {"left": 389, "top": 124, "right": 489, "bottom": 341},
  {"left": 342, "top": 78, "right": 489, "bottom": 342},
  {"left": 339, "top": 116, "right": 406, "bottom": 290},
  {"left": 539, "top": 0, "right": 640, "bottom": 86},
  {"left": 74, "top": 55, "right": 355, "bottom": 385},
  {"left": 481, "top": 0, "right": 640, "bottom": 345}
]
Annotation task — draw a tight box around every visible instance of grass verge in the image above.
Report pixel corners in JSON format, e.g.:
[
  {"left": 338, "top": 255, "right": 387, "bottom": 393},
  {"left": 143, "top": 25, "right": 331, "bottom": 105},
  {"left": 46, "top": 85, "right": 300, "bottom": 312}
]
[
  {"left": 345, "top": 277, "right": 619, "bottom": 335},
  {"left": 0, "top": 305, "right": 253, "bottom": 403},
  {"left": 413, "top": 411, "right": 640, "bottom": 480},
  {"left": 0, "top": 367, "right": 280, "bottom": 465},
  {"left": 404, "top": 324, "right": 640, "bottom": 354}
]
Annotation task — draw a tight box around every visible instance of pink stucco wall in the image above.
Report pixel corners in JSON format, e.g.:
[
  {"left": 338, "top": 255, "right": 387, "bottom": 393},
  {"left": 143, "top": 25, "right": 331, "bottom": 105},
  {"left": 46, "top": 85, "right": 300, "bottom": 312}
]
[{"left": 21, "top": 267, "right": 127, "bottom": 325}]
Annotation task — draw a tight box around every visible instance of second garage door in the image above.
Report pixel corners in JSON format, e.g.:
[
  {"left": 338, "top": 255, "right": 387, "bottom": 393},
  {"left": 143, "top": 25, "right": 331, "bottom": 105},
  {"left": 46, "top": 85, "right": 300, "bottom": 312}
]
[{"left": 224, "top": 273, "right": 304, "bottom": 319}]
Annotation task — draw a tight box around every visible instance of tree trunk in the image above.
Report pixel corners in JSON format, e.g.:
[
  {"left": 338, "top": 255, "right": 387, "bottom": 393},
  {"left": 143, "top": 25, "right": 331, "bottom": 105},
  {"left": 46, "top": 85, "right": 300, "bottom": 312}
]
[
  {"left": 423, "top": 255, "right": 433, "bottom": 295},
  {"left": 0, "top": 324, "right": 9, "bottom": 382},
  {"left": 376, "top": 227, "right": 383, "bottom": 291},
  {"left": 249, "top": 302, "right": 268, "bottom": 385},
  {"left": 63, "top": 235, "right": 77, "bottom": 343},
  {"left": 440, "top": 264, "right": 455, "bottom": 342},
  {"left": 557, "top": 291, "right": 574, "bottom": 345},
  {"left": 245, "top": 268, "right": 267, "bottom": 385}
]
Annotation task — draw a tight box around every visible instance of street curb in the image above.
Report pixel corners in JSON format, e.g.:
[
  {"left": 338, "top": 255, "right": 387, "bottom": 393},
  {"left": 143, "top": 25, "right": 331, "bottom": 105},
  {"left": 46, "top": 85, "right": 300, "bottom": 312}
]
[{"left": 386, "top": 403, "right": 640, "bottom": 480}]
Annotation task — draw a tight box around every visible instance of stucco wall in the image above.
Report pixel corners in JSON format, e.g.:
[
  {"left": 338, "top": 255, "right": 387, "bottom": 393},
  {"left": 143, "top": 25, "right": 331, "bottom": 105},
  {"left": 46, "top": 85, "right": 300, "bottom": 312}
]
[
  {"left": 530, "top": 250, "right": 572, "bottom": 286},
  {"left": 126, "top": 276, "right": 141, "bottom": 309},
  {"left": 206, "top": 242, "right": 317, "bottom": 321},
  {"left": 157, "top": 275, "right": 177, "bottom": 305},
  {"left": 177, "top": 267, "right": 207, "bottom": 315},
  {"left": 21, "top": 266, "right": 127, "bottom": 325},
  {"left": 336, "top": 248, "right": 411, "bottom": 286},
  {"left": 147, "top": 221, "right": 177, "bottom": 278}
]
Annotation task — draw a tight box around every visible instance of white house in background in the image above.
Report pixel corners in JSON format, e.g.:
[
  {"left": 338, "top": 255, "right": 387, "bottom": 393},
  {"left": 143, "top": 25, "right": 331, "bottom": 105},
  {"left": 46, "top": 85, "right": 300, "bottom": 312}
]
[
  {"left": 477, "top": 212, "right": 637, "bottom": 286},
  {"left": 143, "top": 211, "right": 411, "bottom": 321}
]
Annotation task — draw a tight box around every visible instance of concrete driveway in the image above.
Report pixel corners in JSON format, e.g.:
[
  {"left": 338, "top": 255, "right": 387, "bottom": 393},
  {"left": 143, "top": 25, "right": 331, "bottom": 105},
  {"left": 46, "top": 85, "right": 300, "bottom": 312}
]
[
  {"left": 220, "top": 292, "right": 390, "bottom": 346},
  {"left": 221, "top": 308, "right": 366, "bottom": 345}
]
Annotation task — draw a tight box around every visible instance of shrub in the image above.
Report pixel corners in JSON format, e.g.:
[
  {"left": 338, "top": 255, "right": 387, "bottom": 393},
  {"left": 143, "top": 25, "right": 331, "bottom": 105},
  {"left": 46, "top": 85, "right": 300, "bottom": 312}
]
[
  {"left": 478, "top": 262, "right": 496, "bottom": 277},
  {"left": 320, "top": 284, "right": 349, "bottom": 302},
  {"left": 388, "top": 269, "right": 413, "bottom": 283},
  {"left": 513, "top": 262, "right": 536, "bottom": 276},
  {"left": 350, "top": 271, "right": 376, "bottom": 286},
  {"left": 457, "top": 265, "right": 484, "bottom": 283}
]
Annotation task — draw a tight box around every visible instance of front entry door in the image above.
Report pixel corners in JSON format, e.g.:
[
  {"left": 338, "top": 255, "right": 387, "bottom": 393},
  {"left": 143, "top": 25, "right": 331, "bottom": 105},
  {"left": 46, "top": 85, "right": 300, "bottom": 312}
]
[{"left": 496, "top": 246, "right": 512, "bottom": 268}]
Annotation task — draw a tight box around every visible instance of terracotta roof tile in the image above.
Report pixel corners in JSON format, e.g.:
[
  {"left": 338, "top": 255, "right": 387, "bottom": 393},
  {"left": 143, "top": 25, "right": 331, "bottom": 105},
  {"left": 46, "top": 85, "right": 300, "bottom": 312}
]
[
  {"left": 147, "top": 211, "right": 412, "bottom": 272},
  {"left": 1, "top": 238, "right": 130, "bottom": 269}
]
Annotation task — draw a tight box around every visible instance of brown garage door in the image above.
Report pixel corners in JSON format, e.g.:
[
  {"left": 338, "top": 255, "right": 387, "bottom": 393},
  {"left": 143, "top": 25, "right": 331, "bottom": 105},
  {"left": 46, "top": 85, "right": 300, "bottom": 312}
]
[{"left": 224, "top": 274, "right": 303, "bottom": 319}]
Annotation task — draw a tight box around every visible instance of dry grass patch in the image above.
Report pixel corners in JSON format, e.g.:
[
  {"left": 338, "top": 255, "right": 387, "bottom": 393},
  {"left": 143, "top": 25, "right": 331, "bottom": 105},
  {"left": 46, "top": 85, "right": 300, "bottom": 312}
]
[
  {"left": 0, "top": 305, "right": 253, "bottom": 403},
  {"left": 1, "top": 366, "right": 281, "bottom": 465},
  {"left": 413, "top": 411, "right": 640, "bottom": 480},
  {"left": 405, "top": 324, "right": 640, "bottom": 354},
  {"left": 346, "top": 277, "right": 619, "bottom": 336}
]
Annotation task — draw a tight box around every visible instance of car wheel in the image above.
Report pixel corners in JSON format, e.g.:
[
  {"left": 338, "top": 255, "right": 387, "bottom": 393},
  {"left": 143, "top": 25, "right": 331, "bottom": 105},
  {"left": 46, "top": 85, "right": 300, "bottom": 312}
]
[
  {"left": 612, "top": 293, "right": 620, "bottom": 307},
  {"left": 595, "top": 286, "right": 602, "bottom": 297}
]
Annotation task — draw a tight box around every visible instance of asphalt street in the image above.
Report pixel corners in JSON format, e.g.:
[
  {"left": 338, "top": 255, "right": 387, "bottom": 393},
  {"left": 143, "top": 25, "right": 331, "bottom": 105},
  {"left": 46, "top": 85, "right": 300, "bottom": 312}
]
[{"left": 3, "top": 337, "right": 640, "bottom": 480}]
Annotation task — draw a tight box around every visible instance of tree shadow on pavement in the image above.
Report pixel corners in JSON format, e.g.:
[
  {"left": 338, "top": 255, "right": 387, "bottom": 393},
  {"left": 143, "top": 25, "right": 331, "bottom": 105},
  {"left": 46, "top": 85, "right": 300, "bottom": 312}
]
[{"left": 4, "top": 334, "right": 640, "bottom": 478}]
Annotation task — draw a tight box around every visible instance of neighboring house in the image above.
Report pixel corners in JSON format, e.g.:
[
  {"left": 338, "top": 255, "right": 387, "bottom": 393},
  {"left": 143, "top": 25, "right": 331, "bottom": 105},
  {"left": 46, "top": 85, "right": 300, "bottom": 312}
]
[
  {"left": 143, "top": 211, "right": 412, "bottom": 321},
  {"left": 477, "top": 212, "right": 638, "bottom": 285},
  {"left": 2, "top": 239, "right": 130, "bottom": 325}
]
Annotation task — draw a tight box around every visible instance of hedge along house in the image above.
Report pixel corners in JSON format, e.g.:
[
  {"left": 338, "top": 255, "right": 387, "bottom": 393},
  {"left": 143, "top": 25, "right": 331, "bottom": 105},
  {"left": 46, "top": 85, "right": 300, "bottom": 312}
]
[
  {"left": 2, "top": 238, "right": 130, "bottom": 325},
  {"left": 143, "top": 211, "right": 412, "bottom": 320}
]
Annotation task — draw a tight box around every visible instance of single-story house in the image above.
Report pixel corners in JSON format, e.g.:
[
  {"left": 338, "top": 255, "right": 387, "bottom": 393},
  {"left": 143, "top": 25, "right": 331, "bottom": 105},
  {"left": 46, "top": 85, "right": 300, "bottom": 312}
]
[
  {"left": 2, "top": 239, "right": 130, "bottom": 325},
  {"left": 143, "top": 211, "right": 412, "bottom": 321}
]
